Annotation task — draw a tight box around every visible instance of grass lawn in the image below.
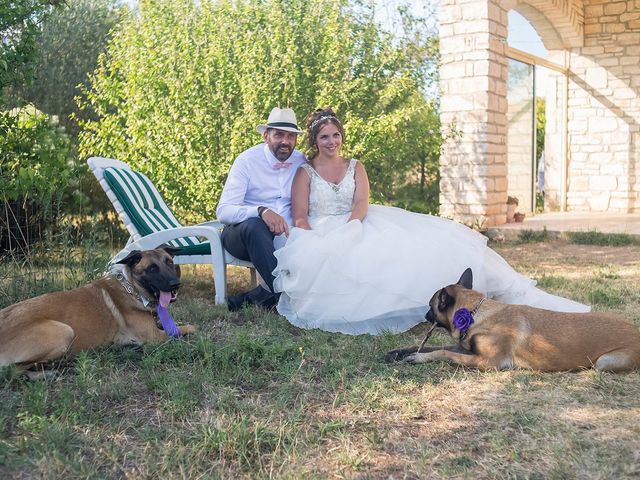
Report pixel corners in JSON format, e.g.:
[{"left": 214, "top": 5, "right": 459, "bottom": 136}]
[{"left": 1, "top": 238, "right": 639, "bottom": 478}]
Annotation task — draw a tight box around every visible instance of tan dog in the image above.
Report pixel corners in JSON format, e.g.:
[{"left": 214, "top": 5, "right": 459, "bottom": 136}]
[
  {"left": 0, "top": 246, "right": 196, "bottom": 375},
  {"left": 386, "top": 268, "right": 640, "bottom": 372}
]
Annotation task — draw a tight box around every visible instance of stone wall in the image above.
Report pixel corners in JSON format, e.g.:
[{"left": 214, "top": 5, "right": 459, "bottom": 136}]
[
  {"left": 561, "top": 0, "right": 640, "bottom": 212},
  {"left": 439, "top": 0, "right": 509, "bottom": 227},
  {"left": 439, "top": 0, "right": 640, "bottom": 224}
]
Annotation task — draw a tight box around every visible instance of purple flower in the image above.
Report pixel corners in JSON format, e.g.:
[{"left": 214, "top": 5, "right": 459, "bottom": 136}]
[{"left": 453, "top": 308, "right": 474, "bottom": 332}]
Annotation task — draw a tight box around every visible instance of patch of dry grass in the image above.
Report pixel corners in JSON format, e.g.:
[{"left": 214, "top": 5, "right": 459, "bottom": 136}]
[{"left": 1, "top": 240, "right": 640, "bottom": 479}]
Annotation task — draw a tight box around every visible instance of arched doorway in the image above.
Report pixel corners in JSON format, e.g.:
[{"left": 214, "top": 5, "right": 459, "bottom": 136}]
[
  {"left": 440, "top": 0, "right": 640, "bottom": 226},
  {"left": 437, "top": 0, "right": 580, "bottom": 226}
]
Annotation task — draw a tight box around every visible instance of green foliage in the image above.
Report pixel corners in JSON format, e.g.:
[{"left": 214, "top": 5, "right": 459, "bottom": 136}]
[
  {"left": 0, "top": 105, "right": 75, "bottom": 251},
  {"left": 0, "top": 105, "right": 73, "bottom": 201},
  {"left": 535, "top": 96, "right": 545, "bottom": 161},
  {"left": 0, "top": 0, "right": 64, "bottom": 100},
  {"left": 78, "top": 0, "right": 440, "bottom": 222},
  {"left": 1, "top": 1, "right": 124, "bottom": 223},
  {"left": 567, "top": 230, "right": 639, "bottom": 247},
  {"left": 14, "top": 0, "right": 124, "bottom": 133},
  {"left": 517, "top": 228, "right": 549, "bottom": 244}
]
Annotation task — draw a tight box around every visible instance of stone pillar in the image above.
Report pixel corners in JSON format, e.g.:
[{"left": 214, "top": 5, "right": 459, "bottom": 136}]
[{"left": 439, "top": 0, "right": 509, "bottom": 227}]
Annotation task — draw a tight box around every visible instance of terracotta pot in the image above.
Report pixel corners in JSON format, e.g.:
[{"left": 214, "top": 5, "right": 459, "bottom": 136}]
[{"left": 506, "top": 203, "right": 516, "bottom": 223}]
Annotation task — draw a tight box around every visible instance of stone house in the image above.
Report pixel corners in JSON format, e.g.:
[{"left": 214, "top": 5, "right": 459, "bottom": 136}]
[{"left": 439, "top": 0, "right": 640, "bottom": 226}]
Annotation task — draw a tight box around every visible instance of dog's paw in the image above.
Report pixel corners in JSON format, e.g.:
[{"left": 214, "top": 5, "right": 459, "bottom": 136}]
[
  {"left": 404, "top": 353, "right": 426, "bottom": 364},
  {"left": 179, "top": 325, "right": 198, "bottom": 335},
  {"left": 385, "top": 347, "right": 418, "bottom": 363},
  {"left": 384, "top": 349, "right": 403, "bottom": 363}
]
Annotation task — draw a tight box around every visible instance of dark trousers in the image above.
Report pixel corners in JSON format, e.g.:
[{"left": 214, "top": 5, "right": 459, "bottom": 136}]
[{"left": 220, "top": 217, "right": 276, "bottom": 294}]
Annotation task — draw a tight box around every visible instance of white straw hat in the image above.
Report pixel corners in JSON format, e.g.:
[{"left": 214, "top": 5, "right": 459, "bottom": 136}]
[{"left": 256, "top": 107, "right": 303, "bottom": 134}]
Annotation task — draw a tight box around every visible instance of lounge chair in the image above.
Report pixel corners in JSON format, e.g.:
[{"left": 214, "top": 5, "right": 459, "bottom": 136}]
[{"left": 87, "top": 156, "right": 255, "bottom": 304}]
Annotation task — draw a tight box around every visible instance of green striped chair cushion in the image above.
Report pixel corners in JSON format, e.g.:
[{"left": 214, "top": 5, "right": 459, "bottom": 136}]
[{"left": 103, "top": 167, "right": 211, "bottom": 256}]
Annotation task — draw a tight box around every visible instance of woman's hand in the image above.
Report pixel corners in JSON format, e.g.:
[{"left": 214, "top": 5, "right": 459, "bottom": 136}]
[{"left": 294, "top": 218, "right": 312, "bottom": 230}]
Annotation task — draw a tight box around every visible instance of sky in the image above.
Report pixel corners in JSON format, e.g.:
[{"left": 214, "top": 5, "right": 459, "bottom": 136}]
[
  {"left": 375, "top": 0, "right": 438, "bottom": 34},
  {"left": 507, "top": 10, "right": 547, "bottom": 58}
]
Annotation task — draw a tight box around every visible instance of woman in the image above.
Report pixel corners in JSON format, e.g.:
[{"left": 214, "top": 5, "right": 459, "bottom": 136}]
[{"left": 273, "top": 108, "right": 589, "bottom": 335}]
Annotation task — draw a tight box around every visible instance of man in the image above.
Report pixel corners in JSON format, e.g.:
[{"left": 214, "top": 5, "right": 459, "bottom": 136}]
[{"left": 216, "top": 107, "right": 306, "bottom": 311}]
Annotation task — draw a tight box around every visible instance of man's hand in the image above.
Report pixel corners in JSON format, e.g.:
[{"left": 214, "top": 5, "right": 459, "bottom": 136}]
[{"left": 261, "top": 209, "right": 290, "bottom": 236}]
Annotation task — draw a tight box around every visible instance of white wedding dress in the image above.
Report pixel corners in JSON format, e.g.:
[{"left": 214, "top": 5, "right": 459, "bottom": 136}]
[{"left": 273, "top": 160, "right": 589, "bottom": 335}]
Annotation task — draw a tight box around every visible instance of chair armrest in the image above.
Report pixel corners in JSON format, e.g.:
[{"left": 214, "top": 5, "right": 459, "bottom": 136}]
[
  {"left": 196, "top": 220, "right": 224, "bottom": 229},
  {"left": 111, "top": 226, "right": 224, "bottom": 262}
]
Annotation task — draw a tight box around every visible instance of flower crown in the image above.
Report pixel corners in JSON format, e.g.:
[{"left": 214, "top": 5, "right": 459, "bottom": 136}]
[{"left": 310, "top": 114, "right": 340, "bottom": 131}]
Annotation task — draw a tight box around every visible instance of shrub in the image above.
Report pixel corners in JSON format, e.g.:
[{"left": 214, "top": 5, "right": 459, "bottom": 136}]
[
  {"left": 567, "top": 231, "right": 639, "bottom": 247},
  {"left": 0, "top": 105, "right": 74, "bottom": 252},
  {"left": 517, "top": 228, "right": 549, "bottom": 244}
]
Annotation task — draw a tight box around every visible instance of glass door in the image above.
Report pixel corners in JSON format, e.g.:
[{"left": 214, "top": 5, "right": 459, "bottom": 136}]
[{"left": 507, "top": 58, "right": 536, "bottom": 214}]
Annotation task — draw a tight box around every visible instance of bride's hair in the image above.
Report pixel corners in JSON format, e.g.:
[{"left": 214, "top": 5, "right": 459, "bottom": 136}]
[{"left": 305, "top": 107, "right": 345, "bottom": 159}]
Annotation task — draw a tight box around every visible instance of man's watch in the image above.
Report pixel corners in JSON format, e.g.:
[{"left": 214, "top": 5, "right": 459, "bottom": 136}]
[{"left": 258, "top": 206, "right": 267, "bottom": 218}]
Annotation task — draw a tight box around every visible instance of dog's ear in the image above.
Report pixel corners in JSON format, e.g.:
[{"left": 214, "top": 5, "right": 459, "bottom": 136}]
[
  {"left": 116, "top": 250, "right": 143, "bottom": 267},
  {"left": 158, "top": 244, "right": 181, "bottom": 257},
  {"left": 438, "top": 287, "right": 456, "bottom": 311},
  {"left": 457, "top": 268, "right": 473, "bottom": 289}
]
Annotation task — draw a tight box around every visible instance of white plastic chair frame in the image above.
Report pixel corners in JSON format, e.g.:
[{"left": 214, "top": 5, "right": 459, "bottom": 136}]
[{"left": 87, "top": 156, "right": 255, "bottom": 304}]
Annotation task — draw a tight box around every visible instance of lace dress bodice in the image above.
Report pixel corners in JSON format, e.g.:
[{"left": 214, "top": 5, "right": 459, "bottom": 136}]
[{"left": 301, "top": 159, "right": 356, "bottom": 217}]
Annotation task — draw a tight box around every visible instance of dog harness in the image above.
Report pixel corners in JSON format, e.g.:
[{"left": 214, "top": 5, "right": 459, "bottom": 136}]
[{"left": 113, "top": 271, "right": 152, "bottom": 308}]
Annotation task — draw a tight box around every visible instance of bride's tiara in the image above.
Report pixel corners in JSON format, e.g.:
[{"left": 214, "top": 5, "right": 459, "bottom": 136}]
[{"left": 310, "top": 115, "right": 340, "bottom": 131}]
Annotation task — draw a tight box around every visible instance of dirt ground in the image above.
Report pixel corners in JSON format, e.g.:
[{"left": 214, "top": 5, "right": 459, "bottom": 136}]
[{"left": 493, "top": 240, "right": 640, "bottom": 273}]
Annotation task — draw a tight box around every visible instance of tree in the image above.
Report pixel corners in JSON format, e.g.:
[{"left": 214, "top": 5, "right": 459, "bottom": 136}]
[
  {"left": 0, "top": 0, "right": 64, "bottom": 101},
  {"left": 78, "top": 0, "right": 440, "bottom": 222},
  {"left": 15, "top": 0, "right": 124, "bottom": 132}
]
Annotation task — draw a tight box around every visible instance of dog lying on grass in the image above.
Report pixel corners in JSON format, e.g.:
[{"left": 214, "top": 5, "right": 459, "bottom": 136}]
[
  {"left": 0, "top": 246, "right": 196, "bottom": 377},
  {"left": 386, "top": 268, "right": 640, "bottom": 372}
]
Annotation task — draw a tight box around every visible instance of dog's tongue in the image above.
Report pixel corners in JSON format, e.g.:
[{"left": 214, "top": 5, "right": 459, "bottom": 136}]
[{"left": 159, "top": 291, "right": 172, "bottom": 308}]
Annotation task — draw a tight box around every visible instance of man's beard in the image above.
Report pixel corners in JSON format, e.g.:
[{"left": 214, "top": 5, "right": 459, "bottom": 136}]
[{"left": 273, "top": 144, "right": 293, "bottom": 161}]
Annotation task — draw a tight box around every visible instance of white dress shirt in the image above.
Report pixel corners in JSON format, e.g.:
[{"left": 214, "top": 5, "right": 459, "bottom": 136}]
[{"left": 216, "top": 143, "right": 306, "bottom": 226}]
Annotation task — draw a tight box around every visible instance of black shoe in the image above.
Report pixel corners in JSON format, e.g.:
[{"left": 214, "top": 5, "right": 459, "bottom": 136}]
[
  {"left": 227, "top": 286, "right": 273, "bottom": 312},
  {"left": 227, "top": 292, "right": 249, "bottom": 312},
  {"left": 247, "top": 286, "right": 279, "bottom": 311},
  {"left": 254, "top": 292, "right": 279, "bottom": 312}
]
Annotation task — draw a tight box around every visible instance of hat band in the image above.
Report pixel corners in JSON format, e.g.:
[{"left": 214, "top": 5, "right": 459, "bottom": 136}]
[{"left": 267, "top": 121, "right": 299, "bottom": 130}]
